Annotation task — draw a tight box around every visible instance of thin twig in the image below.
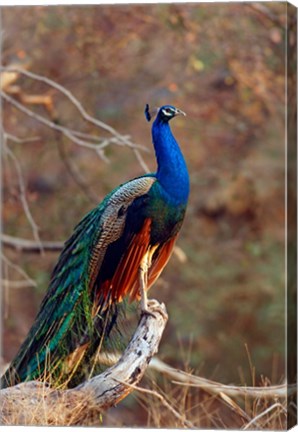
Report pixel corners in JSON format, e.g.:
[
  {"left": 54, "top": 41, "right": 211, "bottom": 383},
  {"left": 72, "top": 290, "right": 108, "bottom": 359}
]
[
  {"left": 0, "top": 67, "right": 127, "bottom": 136},
  {"left": 1, "top": 91, "right": 110, "bottom": 153},
  {"left": 114, "top": 378, "right": 195, "bottom": 428},
  {"left": 2, "top": 279, "right": 37, "bottom": 289},
  {"left": 56, "top": 133, "right": 100, "bottom": 204},
  {"left": 2, "top": 90, "right": 148, "bottom": 164},
  {"left": 242, "top": 402, "right": 286, "bottom": 430},
  {"left": 2, "top": 137, "right": 43, "bottom": 250},
  {"left": 1, "top": 254, "right": 37, "bottom": 287},
  {"left": 1, "top": 233, "right": 64, "bottom": 252},
  {"left": 1, "top": 66, "right": 150, "bottom": 170},
  {"left": 4, "top": 132, "right": 40, "bottom": 143}
]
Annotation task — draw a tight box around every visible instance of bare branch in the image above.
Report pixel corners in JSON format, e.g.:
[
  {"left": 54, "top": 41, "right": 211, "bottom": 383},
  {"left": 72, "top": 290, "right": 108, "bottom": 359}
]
[
  {"left": 56, "top": 136, "right": 100, "bottom": 204},
  {"left": 1, "top": 233, "right": 64, "bottom": 253},
  {"left": 150, "top": 358, "right": 294, "bottom": 399},
  {"left": 1, "top": 254, "right": 37, "bottom": 287},
  {"left": 2, "top": 90, "right": 148, "bottom": 165},
  {"left": 2, "top": 137, "right": 43, "bottom": 250},
  {"left": 1, "top": 91, "right": 110, "bottom": 153},
  {"left": 2, "top": 253, "right": 37, "bottom": 318},
  {"left": 4, "top": 132, "right": 40, "bottom": 143},
  {"left": 2, "top": 279, "right": 37, "bottom": 289},
  {"left": 1, "top": 66, "right": 150, "bottom": 170},
  {"left": 1, "top": 66, "right": 130, "bottom": 137},
  {"left": 95, "top": 354, "right": 294, "bottom": 400}
]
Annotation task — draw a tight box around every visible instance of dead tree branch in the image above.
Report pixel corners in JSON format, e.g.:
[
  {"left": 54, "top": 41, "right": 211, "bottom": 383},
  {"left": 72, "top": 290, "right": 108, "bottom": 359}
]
[
  {"left": 1, "top": 279, "right": 37, "bottom": 289},
  {"left": 1, "top": 253, "right": 37, "bottom": 289},
  {"left": 149, "top": 358, "right": 295, "bottom": 399},
  {"left": 1, "top": 66, "right": 136, "bottom": 140},
  {"left": 3, "top": 137, "right": 43, "bottom": 249},
  {"left": 1, "top": 91, "right": 111, "bottom": 154},
  {"left": 1, "top": 66, "right": 150, "bottom": 171},
  {"left": 95, "top": 354, "right": 294, "bottom": 400},
  {"left": 0, "top": 300, "right": 168, "bottom": 426},
  {"left": 1, "top": 233, "right": 64, "bottom": 253}
]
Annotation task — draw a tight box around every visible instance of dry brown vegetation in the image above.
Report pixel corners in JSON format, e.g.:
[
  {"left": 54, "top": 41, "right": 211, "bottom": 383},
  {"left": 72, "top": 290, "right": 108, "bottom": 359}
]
[
  {"left": 0, "top": 356, "right": 291, "bottom": 428},
  {"left": 1, "top": 2, "right": 296, "bottom": 428}
]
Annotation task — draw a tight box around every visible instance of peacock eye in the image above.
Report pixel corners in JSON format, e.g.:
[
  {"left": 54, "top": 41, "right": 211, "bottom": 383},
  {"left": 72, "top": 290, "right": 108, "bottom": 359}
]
[{"left": 162, "top": 107, "right": 172, "bottom": 116}]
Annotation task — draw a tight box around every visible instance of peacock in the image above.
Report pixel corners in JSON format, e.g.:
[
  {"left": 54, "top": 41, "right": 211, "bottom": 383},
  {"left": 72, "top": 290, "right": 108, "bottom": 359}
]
[{"left": 1, "top": 104, "right": 190, "bottom": 389}]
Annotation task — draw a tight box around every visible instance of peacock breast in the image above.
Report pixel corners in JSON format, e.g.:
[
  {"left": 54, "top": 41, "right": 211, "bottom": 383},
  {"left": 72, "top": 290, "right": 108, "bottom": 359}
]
[
  {"left": 125, "top": 179, "right": 187, "bottom": 246},
  {"left": 145, "top": 182, "right": 187, "bottom": 245}
]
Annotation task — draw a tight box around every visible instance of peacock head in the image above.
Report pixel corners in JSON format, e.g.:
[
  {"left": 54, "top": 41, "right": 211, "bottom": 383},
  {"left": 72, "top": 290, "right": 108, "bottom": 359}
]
[{"left": 145, "top": 104, "right": 186, "bottom": 123}]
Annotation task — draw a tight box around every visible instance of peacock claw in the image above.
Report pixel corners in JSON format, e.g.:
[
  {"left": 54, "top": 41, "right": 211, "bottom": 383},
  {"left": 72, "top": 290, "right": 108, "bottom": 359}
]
[
  {"left": 140, "top": 308, "right": 156, "bottom": 319},
  {"left": 140, "top": 299, "right": 168, "bottom": 321}
]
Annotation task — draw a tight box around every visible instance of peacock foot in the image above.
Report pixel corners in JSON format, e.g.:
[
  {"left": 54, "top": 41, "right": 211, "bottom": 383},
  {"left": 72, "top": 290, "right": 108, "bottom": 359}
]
[{"left": 140, "top": 299, "right": 168, "bottom": 321}]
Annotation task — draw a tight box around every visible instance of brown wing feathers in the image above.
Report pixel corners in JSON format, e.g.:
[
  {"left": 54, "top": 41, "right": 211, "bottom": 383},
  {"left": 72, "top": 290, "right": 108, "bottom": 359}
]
[
  {"left": 108, "top": 226, "right": 177, "bottom": 306},
  {"left": 100, "top": 218, "right": 152, "bottom": 304},
  {"left": 94, "top": 217, "right": 177, "bottom": 310},
  {"left": 147, "top": 236, "right": 177, "bottom": 288}
]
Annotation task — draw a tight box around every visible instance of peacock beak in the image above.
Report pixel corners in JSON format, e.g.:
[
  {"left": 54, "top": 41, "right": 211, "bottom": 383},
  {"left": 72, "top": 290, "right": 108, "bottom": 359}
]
[{"left": 175, "top": 108, "right": 186, "bottom": 117}]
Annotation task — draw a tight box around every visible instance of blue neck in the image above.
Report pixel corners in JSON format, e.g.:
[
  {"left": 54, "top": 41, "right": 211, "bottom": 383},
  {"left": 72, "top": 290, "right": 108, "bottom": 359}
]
[{"left": 152, "top": 118, "right": 189, "bottom": 205}]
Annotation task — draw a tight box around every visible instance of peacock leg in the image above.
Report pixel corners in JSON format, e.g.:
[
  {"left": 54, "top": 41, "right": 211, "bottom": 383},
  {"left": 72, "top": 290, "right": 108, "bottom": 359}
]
[
  {"left": 139, "top": 251, "right": 155, "bottom": 316},
  {"left": 139, "top": 245, "right": 160, "bottom": 315},
  {"left": 139, "top": 254, "right": 149, "bottom": 312}
]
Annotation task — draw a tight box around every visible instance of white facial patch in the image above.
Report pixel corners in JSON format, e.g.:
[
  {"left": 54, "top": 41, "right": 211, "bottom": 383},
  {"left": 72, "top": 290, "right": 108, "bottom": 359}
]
[{"left": 161, "top": 108, "right": 174, "bottom": 116}]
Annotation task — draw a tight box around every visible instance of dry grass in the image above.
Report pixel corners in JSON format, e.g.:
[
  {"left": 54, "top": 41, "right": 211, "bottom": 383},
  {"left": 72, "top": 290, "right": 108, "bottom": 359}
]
[
  {"left": 1, "top": 381, "right": 103, "bottom": 426},
  {"left": 1, "top": 359, "right": 290, "bottom": 428},
  {"left": 131, "top": 370, "right": 288, "bottom": 429}
]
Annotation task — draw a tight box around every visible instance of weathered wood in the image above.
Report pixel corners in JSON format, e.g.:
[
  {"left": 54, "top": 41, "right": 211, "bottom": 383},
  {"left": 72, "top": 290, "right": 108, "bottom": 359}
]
[{"left": 0, "top": 300, "right": 168, "bottom": 426}]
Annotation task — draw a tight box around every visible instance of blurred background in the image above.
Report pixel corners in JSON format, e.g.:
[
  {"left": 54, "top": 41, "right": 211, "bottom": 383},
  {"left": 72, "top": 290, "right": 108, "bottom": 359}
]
[{"left": 1, "top": 2, "right": 288, "bottom": 427}]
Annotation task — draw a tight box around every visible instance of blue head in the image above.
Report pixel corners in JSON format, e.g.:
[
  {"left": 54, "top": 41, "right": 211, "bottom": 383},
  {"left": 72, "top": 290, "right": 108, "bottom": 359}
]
[{"left": 145, "top": 104, "right": 186, "bottom": 123}]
